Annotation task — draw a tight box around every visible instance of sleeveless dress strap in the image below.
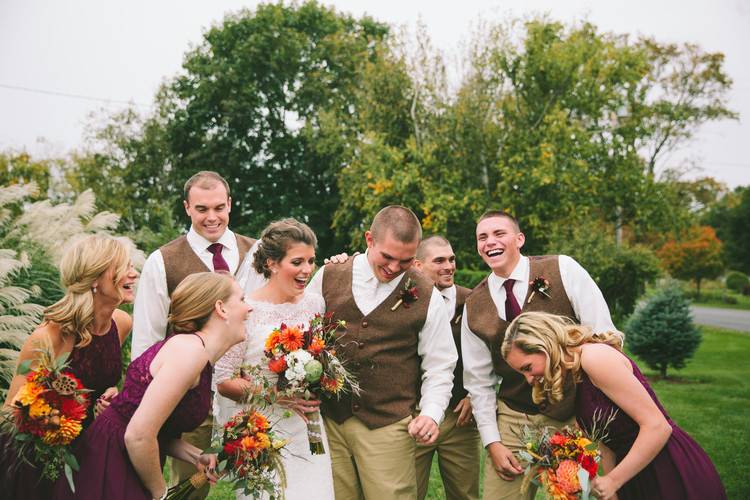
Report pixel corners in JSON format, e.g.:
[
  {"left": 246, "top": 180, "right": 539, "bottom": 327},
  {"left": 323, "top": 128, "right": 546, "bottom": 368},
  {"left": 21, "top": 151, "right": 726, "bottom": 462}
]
[{"left": 189, "top": 332, "right": 206, "bottom": 347}]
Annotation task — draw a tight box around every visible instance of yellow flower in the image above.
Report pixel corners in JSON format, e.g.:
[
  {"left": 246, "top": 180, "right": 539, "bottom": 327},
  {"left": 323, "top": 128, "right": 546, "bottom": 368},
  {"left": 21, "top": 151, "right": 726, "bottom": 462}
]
[
  {"left": 42, "top": 416, "right": 82, "bottom": 445},
  {"left": 13, "top": 382, "right": 44, "bottom": 406},
  {"left": 28, "top": 398, "right": 52, "bottom": 419},
  {"left": 256, "top": 432, "right": 271, "bottom": 450},
  {"left": 272, "top": 439, "right": 287, "bottom": 450}
]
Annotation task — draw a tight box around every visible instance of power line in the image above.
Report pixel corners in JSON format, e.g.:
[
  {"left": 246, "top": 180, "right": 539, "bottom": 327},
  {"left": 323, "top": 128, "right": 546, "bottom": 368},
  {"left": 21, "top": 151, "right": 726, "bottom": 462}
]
[{"left": 0, "top": 83, "right": 152, "bottom": 108}]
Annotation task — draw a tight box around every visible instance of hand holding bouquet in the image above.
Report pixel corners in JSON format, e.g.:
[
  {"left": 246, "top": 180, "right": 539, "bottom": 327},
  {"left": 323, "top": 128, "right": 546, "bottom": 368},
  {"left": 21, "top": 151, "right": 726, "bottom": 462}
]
[
  {"left": 0, "top": 348, "right": 90, "bottom": 492},
  {"left": 264, "top": 312, "right": 359, "bottom": 454},
  {"left": 167, "top": 409, "right": 287, "bottom": 499}
]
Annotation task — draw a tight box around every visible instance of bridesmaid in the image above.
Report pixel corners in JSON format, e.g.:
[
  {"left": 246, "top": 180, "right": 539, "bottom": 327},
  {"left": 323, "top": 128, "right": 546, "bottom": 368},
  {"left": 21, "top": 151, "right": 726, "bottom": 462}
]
[
  {"left": 56, "top": 272, "right": 252, "bottom": 499},
  {"left": 501, "top": 312, "right": 726, "bottom": 500},
  {"left": 1, "top": 234, "right": 138, "bottom": 499}
]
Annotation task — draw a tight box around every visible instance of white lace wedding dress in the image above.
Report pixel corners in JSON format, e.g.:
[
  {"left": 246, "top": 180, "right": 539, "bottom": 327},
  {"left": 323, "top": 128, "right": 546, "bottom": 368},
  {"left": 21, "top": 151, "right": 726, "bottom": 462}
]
[{"left": 213, "top": 292, "right": 335, "bottom": 500}]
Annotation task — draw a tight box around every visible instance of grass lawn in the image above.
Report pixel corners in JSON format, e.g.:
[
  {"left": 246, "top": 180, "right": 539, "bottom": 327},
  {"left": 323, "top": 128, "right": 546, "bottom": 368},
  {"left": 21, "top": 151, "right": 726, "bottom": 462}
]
[{"left": 208, "top": 326, "right": 748, "bottom": 499}]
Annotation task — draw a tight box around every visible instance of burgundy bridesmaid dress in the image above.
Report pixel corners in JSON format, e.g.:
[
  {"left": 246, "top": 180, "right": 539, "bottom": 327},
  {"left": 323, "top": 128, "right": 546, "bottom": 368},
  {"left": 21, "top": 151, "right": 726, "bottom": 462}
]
[
  {"left": 54, "top": 333, "right": 212, "bottom": 499},
  {"left": 576, "top": 356, "right": 727, "bottom": 499}
]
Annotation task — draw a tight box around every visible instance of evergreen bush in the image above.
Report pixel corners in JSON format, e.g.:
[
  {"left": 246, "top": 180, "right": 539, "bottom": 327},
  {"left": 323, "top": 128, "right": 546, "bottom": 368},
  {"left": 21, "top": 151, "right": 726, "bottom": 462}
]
[
  {"left": 625, "top": 284, "right": 701, "bottom": 378},
  {"left": 725, "top": 271, "right": 749, "bottom": 293}
]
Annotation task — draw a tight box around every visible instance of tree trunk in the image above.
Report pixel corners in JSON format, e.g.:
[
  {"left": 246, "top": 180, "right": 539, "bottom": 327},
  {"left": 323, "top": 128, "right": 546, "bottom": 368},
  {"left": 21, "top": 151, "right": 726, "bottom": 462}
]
[{"left": 696, "top": 278, "right": 702, "bottom": 300}]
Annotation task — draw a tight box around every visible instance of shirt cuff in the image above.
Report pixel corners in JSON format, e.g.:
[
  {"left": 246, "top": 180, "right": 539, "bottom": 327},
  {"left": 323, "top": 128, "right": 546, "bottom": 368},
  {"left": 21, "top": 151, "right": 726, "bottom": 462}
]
[
  {"left": 419, "top": 403, "right": 446, "bottom": 426},
  {"left": 478, "top": 422, "right": 502, "bottom": 447}
]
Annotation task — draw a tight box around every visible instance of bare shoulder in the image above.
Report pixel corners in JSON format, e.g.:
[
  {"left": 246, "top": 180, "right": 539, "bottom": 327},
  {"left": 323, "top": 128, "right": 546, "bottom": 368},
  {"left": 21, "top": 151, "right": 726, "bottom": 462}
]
[
  {"left": 157, "top": 334, "right": 209, "bottom": 368},
  {"left": 112, "top": 308, "right": 133, "bottom": 343},
  {"left": 580, "top": 343, "right": 630, "bottom": 373}
]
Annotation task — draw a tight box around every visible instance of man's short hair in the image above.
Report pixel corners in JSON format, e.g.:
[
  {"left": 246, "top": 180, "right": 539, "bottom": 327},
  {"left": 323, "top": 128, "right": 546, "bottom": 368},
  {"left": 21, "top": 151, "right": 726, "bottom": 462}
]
[
  {"left": 416, "top": 235, "right": 452, "bottom": 261},
  {"left": 477, "top": 210, "right": 521, "bottom": 232},
  {"left": 183, "top": 171, "right": 231, "bottom": 201},
  {"left": 370, "top": 206, "right": 422, "bottom": 243}
]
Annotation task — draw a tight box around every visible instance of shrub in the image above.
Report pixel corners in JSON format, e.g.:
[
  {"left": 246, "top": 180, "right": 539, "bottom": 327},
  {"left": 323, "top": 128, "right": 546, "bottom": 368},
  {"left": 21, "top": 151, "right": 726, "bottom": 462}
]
[
  {"left": 625, "top": 283, "right": 701, "bottom": 378},
  {"left": 725, "top": 271, "right": 749, "bottom": 293},
  {"left": 454, "top": 269, "right": 487, "bottom": 289}
]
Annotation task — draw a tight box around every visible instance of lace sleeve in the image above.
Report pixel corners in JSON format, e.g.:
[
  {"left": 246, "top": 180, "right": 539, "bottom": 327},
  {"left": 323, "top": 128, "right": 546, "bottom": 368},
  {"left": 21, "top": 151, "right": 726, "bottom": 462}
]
[{"left": 213, "top": 339, "right": 246, "bottom": 388}]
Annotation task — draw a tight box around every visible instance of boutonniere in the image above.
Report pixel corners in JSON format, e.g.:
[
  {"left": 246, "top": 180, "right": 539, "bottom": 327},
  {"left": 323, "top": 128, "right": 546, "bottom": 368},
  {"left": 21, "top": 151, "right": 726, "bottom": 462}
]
[
  {"left": 527, "top": 276, "right": 551, "bottom": 304},
  {"left": 391, "top": 278, "right": 419, "bottom": 311},
  {"left": 453, "top": 313, "right": 462, "bottom": 325}
]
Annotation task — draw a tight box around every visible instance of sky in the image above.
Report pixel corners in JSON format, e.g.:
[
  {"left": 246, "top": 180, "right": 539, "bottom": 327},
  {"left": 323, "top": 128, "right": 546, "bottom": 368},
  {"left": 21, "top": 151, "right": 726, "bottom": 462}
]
[{"left": 1, "top": 0, "right": 748, "bottom": 188}]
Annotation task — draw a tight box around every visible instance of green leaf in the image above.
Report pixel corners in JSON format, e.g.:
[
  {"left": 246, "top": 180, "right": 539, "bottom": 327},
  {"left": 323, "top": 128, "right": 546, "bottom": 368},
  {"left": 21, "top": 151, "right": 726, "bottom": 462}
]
[
  {"left": 55, "top": 351, "right": 70, "bottom": 367},
  {"left": 17, "top": 359, "right": 32, "bottom": 375},
  {"left": 64, "top": 462, "right": 76, "bottom": 493},
  {"left": 63, "top": 451, "right": 80, "bottom": 471},
  {"left": 14, "top": 433, "right": 32, "bottom": 442}
]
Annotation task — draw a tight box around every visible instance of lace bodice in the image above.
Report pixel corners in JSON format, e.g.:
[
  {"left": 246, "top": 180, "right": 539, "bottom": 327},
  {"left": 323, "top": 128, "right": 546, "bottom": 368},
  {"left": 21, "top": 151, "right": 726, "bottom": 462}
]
[
  {"left": 213, "top": 292, "right": 326, "bottom": 388},
  {"left": 111, "top": 333, "right": 212, "bottom": 441}
]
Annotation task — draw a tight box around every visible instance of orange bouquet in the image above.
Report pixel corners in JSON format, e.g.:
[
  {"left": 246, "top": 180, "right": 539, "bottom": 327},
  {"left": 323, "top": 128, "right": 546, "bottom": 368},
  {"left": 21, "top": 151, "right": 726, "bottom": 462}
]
[{"left": 0, "top": 348, "right": 90, "bottom": 492}]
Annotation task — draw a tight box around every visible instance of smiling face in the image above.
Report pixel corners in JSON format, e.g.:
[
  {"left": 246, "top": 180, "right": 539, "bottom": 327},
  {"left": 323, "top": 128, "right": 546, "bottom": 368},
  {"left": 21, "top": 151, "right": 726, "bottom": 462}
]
[
  {"left": 476, "top": 215, "right": 525, "bottom": 277},
  {"left": 221, "top": 280, "right": 253, "bottom": 342},
  {"left": 96, "top": 261, "right": 139, "bottom": 305},
  {"left": 505, "top": 344, "right": 548, "bottom": 386},
  {"left": 184, "top": 183, "right": 231, "bottom": 242},
  {"left": 365, "top": 230, "right": 419, "bottom": 283},
  {"left": 416, "top": 242, "right": 456, "bottom": 290},
  {"left": 267, "top": 242, "right": 316, "bottom": 298}
]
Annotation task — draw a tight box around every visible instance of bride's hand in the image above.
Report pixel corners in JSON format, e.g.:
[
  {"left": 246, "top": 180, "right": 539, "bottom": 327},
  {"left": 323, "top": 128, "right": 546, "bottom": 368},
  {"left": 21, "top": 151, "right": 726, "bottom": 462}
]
[
  {"left": 196, "top": 453, "right": 219, "bottom": 485},
  {"left": 277, "top": 395, "right": 321, "bottom": 422}
]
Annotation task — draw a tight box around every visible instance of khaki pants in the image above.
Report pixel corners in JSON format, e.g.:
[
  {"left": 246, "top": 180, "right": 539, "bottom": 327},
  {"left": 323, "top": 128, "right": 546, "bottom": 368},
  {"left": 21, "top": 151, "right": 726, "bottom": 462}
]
[
  {"left": 483, "top": 400, "right": 575, "bottom": 500},
  {"left": 324, "top": 415, "right": 417, "bottom": 500},
  {"left": 167, "top": 414, "right": 213, "bottom": 500},
  {"left": 415, "top": 408, "right": 481, "bottom": 500}
]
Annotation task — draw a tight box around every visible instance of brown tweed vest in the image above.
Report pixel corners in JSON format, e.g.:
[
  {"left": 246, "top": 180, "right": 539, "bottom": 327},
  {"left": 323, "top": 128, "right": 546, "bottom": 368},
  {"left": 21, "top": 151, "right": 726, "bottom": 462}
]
[
  {"left": 466, "top": 255, "right": 577, "bottom": 420},
  {"left": 449, "top": 285, "right": 471, "bottom": 408},
  {"left": 321, "top": 259, "right": 434, "bottom": 429},
  {"left": 161, "top": 233, "right": 256, "bottom": 296}
]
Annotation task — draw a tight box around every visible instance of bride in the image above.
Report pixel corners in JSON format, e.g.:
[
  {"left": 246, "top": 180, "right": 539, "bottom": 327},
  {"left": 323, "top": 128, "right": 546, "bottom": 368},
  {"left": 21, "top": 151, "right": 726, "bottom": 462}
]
[{"left": 213, "top": 218, "right": 334, "bottom": 499}]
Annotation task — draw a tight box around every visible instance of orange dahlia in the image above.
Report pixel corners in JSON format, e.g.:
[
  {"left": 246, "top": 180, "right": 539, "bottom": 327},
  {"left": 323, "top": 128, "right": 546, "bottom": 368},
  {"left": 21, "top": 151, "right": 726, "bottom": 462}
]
[
  {"left": 555, "top": 459, "right": 581, "bottom": 494},
  {"left": 13, "top": 381, "right": 44, "bottom": 406},
  {"left": 280, "top": 325, "right": 304, "bottom": 351},
  {"left": 42, "top": 415, "right": 82, "bottom": 445},
  {"left": 265, "top": 329, "right": 281, "bottom": 351},
  {"left": 308, "top": 337, "right": 326, "bottom": 355}
]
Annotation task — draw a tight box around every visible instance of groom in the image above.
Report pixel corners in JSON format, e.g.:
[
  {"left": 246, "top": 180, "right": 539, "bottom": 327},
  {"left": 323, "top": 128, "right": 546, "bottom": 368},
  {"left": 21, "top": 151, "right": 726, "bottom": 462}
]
[
  {"left": 307, "top": 206, "right": 457, "bottom": 500},
  {"left": 462, "top": 210, "right": 617, "bottom": 499},
  {"left": 131, "top": 171, "right": 261, "bottom": 499}
]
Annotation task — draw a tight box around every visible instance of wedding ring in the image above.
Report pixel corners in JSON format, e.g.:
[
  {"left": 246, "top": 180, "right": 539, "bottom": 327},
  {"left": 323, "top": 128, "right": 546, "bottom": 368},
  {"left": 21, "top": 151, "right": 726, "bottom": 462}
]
[{"left": 426, "top": 433, "right": 432, "bottom": 438}]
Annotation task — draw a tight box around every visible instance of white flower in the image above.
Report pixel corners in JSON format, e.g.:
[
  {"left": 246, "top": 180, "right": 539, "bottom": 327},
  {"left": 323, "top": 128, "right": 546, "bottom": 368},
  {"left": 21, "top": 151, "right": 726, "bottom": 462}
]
[{"left": 285, "top": 350, "right": 313, "bottom": 383}]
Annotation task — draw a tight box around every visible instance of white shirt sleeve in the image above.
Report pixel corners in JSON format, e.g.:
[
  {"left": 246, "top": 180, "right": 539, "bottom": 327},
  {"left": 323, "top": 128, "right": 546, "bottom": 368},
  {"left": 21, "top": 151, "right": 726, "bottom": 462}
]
[
  {"left": 417, "top": 287, "right": 458, "bottom": 425},
  {"left": 461, "top": 306, "right": 502, "bottom": 446},
  {"left": 306, "top": 265, "right": 325, "bottom": 297},
  {"left": 131, "top": 250, "right": 170, "bottom": 360},
  {"left": 559, "top": 255, "right": 618, "bottom": 335}
]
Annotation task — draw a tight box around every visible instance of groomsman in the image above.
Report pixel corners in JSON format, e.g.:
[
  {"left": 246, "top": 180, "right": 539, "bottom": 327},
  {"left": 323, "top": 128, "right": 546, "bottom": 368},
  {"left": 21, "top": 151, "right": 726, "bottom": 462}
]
[
  {"left": 132, "top": 171, "right": 261, "bottom": 499},
  {"left": 307, "top": 206, "right": 457, "bottom": 500},
  {"left": 462, "top": 210, "right": 617, "bottom": 500},
  {"left": 413, "top": 236, "right": 481, "bottom": 500}
]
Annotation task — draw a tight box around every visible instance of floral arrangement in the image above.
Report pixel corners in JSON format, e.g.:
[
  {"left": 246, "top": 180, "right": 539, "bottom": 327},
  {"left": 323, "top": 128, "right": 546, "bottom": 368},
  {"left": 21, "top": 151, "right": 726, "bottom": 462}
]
[
  {"left": 264, "top": 312, "right": 360, "bottom": 454},
  {"left": 0, "top": 348, "right": 90, "bottom": 492},
  {"left": 167, "top": 409, "right": 287, "bottom": 499},
  {"left": 527, "top": 276, "right": 552, "bottom": 304},
  {"left": 518, "top": 412, "right": 615, "bottom": 500},
  {"left": 391, "top": 277, "right": 419, "bottom": 311}
]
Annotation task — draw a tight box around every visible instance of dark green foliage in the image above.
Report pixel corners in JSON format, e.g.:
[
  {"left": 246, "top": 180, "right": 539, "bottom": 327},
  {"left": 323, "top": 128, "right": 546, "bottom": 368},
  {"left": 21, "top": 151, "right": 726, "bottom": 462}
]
[
  {"left": 704, "top": 186, "right": 750, "bottom": 274},
  {"left": 453, "top": 269, "right": 487, "bottom": 289},
  {"left": 625, "top": 284, "right": 701, "bottom": 377},
  {"left": 724, "top": 271, "right": 749, "bottom": 293},
  {"left": 546, "top": 221, "right": 661, "bottom": 323}
]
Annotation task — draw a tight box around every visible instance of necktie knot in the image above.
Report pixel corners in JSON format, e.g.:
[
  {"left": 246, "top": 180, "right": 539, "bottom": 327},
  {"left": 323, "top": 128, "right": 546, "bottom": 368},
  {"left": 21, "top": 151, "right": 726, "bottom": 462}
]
[
  {"left": 502, "top": 278, "right": 522, "bottom": 322},
  {"left": 207, "top": 243, "right": 230, "bottom": 273}
]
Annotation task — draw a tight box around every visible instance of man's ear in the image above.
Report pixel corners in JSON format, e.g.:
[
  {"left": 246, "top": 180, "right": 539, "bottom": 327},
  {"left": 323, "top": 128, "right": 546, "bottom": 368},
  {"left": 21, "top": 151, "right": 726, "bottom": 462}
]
[
  {"left": 227, "top": 196, "right": 232, "bottom": 214},
  {"left": 183, "top": 199, "right": 190, "bottom": 216},
  {"left": 516, "top": 232, "right": 526, "bottom": 250},
  {"left": 413, "top": 260, "right": 423, "bottom": 271},
  {"left": 364, "top": 231, "right": 374, "bottom": 249}
]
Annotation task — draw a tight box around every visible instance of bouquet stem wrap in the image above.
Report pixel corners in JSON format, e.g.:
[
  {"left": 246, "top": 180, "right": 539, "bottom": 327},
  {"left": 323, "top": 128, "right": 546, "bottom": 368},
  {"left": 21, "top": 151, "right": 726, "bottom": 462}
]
[{"left": 306, "top": 409, "right": 326, "bottom": 455}]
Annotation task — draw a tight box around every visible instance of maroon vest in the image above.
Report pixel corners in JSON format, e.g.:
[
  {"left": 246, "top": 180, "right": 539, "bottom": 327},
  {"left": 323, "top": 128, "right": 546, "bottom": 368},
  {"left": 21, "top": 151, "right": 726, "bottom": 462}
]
[
  {"left": 449, "top": 285, "right": 471, "bottom": 408},
  {"left": 465, "top": 256, "right": 577, "bottom": 420},
  {"left": 321, "top": 259, "right": 434, "bottom": 429},
  {"left": 160, "top": 233, "right": 256, "bottom": 296}
]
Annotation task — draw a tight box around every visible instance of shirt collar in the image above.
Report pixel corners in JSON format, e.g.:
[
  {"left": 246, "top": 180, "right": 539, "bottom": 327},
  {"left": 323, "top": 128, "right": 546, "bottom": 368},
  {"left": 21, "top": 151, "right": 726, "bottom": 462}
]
[
  {"left": 187, "top": 226, "right": 237, "bottom": 252},
  {"left": 487, "top": 255, "right": 529, "bottom": 291},
  {"left": 440, "top": 284, "right": 456, "bottom": 302},
  {"left": 355, "top": 250, "right": 405, "bottom": 290}
]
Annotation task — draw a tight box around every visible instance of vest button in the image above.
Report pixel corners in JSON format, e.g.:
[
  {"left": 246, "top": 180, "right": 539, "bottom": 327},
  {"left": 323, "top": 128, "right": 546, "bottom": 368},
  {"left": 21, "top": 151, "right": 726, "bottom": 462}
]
[
  {"left": 352, "top": 403, "right": 361, "bottom": 411},
  {"left": 361, "top": 320, "right": 369, "bottom": 328}
]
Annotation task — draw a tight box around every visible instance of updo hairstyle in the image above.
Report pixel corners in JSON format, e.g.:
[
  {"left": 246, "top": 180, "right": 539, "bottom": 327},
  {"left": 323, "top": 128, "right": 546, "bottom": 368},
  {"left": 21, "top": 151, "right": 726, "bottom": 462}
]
[
  {"left": 168, "top": 272, "right": 236, "bottom": 334},
  {"left": 252, "top": 218, "right": 317, "bottom": 279}
]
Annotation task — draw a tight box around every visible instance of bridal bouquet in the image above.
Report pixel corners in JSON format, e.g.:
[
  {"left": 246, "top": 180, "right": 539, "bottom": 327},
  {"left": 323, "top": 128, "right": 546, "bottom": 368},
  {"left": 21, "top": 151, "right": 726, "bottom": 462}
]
[
  {"left": 167, "top": 409, "right": 287, "bottom": 499},
  {"left": 517, "top": 412, "right": 615, "bottom": 500},
  {"left": 264, "top": 312, "right": 360, "bottom": 454},
  {"left": 0, "top": 348, "right": 90, "bottom": 492}
]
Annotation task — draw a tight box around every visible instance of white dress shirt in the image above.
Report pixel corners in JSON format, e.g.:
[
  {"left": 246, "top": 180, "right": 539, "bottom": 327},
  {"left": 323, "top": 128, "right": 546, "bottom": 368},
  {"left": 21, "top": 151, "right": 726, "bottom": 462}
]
[
  {"left": 461, "top": 254, "right": 616, "bottom": 446},
  {"left": 439, "top": 284, "right": 457, "bottom": 315},
  {"left": 307, "top": 252, "right": 458, "bottom": 425},
  {"left": 131, "top": 227, "right": 261, "bottom": 359}
]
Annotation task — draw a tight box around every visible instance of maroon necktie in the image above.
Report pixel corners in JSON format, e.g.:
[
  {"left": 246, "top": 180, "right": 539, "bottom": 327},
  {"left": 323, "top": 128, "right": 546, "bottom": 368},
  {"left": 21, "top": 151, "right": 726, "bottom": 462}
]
[
  {"left": 503, "top": 278, "right": 522, "bottom": 321},
  {"left": 207, "top": 243, "right": 230, "bottom": 273}
]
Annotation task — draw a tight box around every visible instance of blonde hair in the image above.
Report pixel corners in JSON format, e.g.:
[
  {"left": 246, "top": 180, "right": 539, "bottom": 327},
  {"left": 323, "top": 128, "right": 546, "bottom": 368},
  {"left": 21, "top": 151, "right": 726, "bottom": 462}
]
[
  {"left": 168, "top": 272, "right": 236, "bottom": 334},
  {"left": 500, "top": 312, "right": 623, "bottom": 405},
  {"left": 43, "top": 235, "right": 131, "bottom": 348}
]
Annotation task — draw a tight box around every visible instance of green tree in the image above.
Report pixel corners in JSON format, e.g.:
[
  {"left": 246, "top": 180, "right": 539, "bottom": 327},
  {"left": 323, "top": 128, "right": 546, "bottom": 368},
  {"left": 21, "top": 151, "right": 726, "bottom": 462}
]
[
  {"left": 704, "top": 186, "right": 750, "bottom": 274},
  {"left": 625, "top": 284, "right": 701, "bottom": 378}
]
